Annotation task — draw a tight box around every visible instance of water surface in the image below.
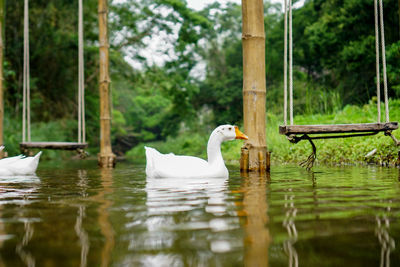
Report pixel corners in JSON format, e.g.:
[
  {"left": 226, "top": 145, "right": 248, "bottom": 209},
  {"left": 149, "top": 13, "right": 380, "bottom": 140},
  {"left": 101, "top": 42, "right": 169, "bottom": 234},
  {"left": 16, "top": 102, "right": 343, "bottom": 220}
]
[{"left": 0, "top": 161, "right": 399, "bottom": 266}]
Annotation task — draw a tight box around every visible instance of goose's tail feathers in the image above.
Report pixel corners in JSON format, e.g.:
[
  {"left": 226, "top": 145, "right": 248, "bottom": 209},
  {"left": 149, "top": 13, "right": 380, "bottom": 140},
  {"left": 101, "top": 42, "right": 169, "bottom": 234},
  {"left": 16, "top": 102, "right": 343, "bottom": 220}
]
[
  {"left": 34, "top": 151, "right": 43, "bottom": 161},
  {"left": 145, "top": 146, "right": 159, "bottom": 178},
  {"left": 27, "top": 151, "right": 42, "bottom": 173}
]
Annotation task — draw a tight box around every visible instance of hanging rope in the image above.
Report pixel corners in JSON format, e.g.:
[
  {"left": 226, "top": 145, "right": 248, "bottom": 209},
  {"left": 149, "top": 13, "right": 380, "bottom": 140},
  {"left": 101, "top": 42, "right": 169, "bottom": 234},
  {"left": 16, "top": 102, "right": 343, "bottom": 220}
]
[
  {"left": 284, "top": 0, "right": 390, "bottom": 126},
  {"left": 281, "top": 1, "right": 395, "bottom": 169},
  {"left": 23, "top": 0, "right": 30, "bottom": 142},
  {"left": 283, "top": 0, "right": 293, "bottom": 125},
  {"left": 288, "top": 0, "right": 293, "bottom": 125},
  {"left": 378, "top": 0, "right": 389, "bottom": 123},
  {"left": 78, "top": 0, "right": 86, "bottom": 144},
  {"left": 374, "top": 0, "right": 381, "bottom": 123},
  {"left": 374, "top": 0, "right": 390, "bottom": 123},
  {"left": 283, "top": 0, "right": 288, "bottom": 126}
]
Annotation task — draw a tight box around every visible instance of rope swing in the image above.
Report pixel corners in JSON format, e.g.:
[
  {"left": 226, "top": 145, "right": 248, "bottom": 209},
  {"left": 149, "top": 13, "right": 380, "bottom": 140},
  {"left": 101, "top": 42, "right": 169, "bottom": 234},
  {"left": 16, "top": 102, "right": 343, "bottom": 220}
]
[
  {"left": 78, "top": 0, "right": 86, "bottom": 144},
  {"left": 22, "top": 0, "right": 30, "bottom": 143},
  {"left": 281, "top": 0, "right": 399, "bottom": 170},
  {"left": 21, "top": 0, "right": 87, "bottom": 155}
]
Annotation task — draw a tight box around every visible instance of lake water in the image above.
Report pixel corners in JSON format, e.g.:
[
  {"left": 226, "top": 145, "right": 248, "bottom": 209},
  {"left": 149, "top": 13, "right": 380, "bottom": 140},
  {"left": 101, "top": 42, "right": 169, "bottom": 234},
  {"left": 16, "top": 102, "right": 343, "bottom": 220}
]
[{"left": 0, "top": 161, "right": 399, "bottom": 266}]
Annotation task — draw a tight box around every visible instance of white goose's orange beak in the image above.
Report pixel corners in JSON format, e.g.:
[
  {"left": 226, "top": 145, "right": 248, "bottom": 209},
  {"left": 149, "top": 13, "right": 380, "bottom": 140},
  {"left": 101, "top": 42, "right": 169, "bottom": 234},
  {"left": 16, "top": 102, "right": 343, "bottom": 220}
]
[{"left": 235, "top": 126, "right": 248, "bottom": 140}]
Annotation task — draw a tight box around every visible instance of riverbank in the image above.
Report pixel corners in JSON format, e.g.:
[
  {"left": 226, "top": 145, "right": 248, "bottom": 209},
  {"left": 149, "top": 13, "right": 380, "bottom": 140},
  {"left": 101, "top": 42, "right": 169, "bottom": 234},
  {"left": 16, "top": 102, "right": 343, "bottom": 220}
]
[{"left": 128, "top": 99, "right": 400, "bottom": 167}]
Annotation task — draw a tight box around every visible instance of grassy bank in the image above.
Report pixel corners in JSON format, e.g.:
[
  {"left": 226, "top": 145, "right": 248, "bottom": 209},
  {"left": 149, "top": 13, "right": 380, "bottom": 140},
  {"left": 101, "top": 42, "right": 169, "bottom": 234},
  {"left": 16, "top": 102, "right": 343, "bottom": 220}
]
[{"left": 127, "top": 99, "right": 400, "bottom": 167}]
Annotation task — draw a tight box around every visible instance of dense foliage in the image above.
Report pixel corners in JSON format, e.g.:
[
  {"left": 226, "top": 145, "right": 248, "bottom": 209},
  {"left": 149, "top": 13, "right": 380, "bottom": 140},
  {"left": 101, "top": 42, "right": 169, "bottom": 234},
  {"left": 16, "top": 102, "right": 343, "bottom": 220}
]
[{"left": 2, "top": 0, "right": 400, "bottom": 158}]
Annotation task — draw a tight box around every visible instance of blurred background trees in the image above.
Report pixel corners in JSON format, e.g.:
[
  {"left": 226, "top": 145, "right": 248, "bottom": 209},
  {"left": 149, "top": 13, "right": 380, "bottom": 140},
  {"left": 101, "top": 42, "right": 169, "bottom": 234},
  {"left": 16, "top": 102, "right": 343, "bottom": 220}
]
[{"left": 2, "top": 0, "right": 400, "bottom": 156}]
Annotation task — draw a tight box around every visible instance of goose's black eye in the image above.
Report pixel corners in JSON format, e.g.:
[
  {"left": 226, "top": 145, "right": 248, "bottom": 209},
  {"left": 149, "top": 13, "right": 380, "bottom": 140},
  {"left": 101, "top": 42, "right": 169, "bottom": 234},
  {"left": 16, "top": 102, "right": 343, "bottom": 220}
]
[{"left": 228, "top": 127, "right": 232, "bottom": 131}]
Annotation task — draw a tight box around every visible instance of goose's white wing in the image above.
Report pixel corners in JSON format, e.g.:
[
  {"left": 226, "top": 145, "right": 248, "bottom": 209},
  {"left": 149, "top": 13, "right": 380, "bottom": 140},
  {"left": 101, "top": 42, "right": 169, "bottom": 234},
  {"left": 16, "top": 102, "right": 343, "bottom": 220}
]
[
  {"left": 8, "top": 151, "right": 42, "bottom": 175},
  {"left": 145, "top": 146, "right": 215, "bottom": 178},
  {"left": 0, "top": 155, "right": 25, "bottom": 168},
  {"left": 0, "top": 151, "right": 42, "bottom": 176}
]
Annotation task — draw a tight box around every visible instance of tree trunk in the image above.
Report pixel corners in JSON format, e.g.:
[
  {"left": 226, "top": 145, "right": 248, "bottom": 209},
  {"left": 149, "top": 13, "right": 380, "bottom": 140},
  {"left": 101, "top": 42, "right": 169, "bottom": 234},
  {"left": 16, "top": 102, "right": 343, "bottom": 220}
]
[
  {"left": 98, "top": 0, "right": 116, "bottom": 167},
  {"left": 240, "top": 0, "right": 269, "bottom": 172}
]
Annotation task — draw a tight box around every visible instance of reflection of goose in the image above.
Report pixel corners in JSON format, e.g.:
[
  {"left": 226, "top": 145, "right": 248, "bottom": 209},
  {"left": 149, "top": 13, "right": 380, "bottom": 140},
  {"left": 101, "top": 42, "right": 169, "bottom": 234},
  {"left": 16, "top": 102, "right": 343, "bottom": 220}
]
[
  {"left": 0, "top": 174, "right": 40, "bottom": 205},
  {"left": 0, "top": 148, "right": 42, "bottom": 176},
  {"left": 145, "top": 125, "right": 247, "bottom": 178},
  {"left": 283, "top": 189, "right": 298, "bottom": 267},
  {"left": 146, "top": 176, "right": 228, "bottom": 215}
]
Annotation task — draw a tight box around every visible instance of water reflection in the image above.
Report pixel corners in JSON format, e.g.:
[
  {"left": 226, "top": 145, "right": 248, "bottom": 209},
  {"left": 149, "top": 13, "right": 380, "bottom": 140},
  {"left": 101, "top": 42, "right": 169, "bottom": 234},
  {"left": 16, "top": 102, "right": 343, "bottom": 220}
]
[
  {"left": 15, "top": 219, "right": 35, "bottom": 267},
  {"left": 75, "top": 170, "right": 89, "bottom": 267},
  {"left": 0, "top": 175, "right": 40, "bottom": 205},
  {"left": 143, "top": 176, "right": 229, "bottom": 265},
  {"left": 146, "top": 176, "right": 228, "bottom": 215},
  {"left": 0, "top": 164, "right": 399, "bottom": 265},
  {"left": 375, "top": 201, "right": 395, "bottom": 267},
  {"left": 6, "top": 175, "right": 40, "bottom": 267},
  {"left": 97, "top": 168, "right": 115, "bottom": 267},
  {"left": 283, "top": 188, "right": 298, "bottom": 267},
  {"left": 240, "top": 172, "right": 270, "bottom": 267}
]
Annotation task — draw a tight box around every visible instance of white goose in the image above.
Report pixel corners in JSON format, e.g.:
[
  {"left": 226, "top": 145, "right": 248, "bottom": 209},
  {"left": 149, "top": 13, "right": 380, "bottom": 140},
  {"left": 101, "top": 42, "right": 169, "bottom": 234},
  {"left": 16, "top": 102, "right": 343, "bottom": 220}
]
[
  {"left": 0, "top": 146, "right": 42, "bottom": 176},
  {"left": 145, "top": 125, "right": 248, "bottom": 178}
]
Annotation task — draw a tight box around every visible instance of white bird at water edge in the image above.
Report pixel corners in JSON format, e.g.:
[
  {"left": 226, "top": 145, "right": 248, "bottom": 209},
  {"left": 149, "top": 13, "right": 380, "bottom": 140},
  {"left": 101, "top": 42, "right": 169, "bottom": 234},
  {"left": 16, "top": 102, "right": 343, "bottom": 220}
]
[
  {"left": 0, "top": 146, "right": 42, "bottom": 176},
  {"left": 145, "top": 125, "right": 248, "bottom": 178}
]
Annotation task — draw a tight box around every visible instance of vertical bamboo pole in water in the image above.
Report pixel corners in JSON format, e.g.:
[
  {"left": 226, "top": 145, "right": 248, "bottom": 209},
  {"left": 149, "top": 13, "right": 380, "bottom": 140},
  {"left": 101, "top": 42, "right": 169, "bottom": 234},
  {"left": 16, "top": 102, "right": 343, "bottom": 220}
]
[
  {"left": 98, "top": 0, "right": 116, "bottom": 167},
  {"left": 0, "top": 0, "right": 4, "bottom": 158},
  {"left": 240, "top": 0, "right": 269, "bottom": 172}
]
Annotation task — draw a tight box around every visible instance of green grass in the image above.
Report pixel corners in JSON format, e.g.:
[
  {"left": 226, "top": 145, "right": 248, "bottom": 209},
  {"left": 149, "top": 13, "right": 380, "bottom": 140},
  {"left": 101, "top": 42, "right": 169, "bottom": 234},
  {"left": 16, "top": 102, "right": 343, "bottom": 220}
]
[{"left": 128, "top": 99, "right": 400, "bottom": 167}]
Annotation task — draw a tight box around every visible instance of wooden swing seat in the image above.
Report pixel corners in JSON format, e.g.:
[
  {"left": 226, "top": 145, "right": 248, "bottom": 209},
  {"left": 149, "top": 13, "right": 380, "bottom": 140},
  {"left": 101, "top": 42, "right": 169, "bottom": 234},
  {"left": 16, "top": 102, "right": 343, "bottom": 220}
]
[
  {"left": 20, "top": 142, "right": 88, "bottom": 151},
  {"left": 279, "top": 122, "right": 398, "bottom": 135}
]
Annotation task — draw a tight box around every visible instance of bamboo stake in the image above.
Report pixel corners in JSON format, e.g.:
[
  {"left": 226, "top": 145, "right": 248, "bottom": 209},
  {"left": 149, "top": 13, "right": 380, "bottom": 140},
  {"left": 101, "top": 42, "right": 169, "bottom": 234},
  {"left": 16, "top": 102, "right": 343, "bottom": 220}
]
[
  {"left": 98, "top": 0, "right": 116, "bottom": 168},
  {"left": 0, "top": 0, "right": 4, "bottom": 158},
  {"left": 240, "top": 0, "right": 269, "bottom": 172}
]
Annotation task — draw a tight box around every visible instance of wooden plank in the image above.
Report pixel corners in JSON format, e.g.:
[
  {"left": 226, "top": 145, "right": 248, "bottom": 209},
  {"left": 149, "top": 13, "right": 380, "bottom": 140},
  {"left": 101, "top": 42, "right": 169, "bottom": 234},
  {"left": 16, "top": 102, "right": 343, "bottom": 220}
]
[
  {"left": 20, "top": 142, "right": 88, "bottom": 150},
  {"left": 279, "top": 122, "right": 398, "bottom": 135}
]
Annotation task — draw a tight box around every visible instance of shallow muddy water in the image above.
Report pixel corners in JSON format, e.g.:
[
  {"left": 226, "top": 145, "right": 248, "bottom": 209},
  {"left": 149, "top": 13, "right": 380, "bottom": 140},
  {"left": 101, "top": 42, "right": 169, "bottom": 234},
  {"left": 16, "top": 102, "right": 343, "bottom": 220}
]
[{"left": 0, "top": 161, "right": 399, "bottom": 266}]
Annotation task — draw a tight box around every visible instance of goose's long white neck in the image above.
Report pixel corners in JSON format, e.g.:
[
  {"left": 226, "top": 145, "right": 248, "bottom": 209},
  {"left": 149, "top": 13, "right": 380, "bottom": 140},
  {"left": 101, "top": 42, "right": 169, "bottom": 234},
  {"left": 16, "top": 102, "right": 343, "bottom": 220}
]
[{"left": 207, "top": 130, "right": 224, "bottom": 165}]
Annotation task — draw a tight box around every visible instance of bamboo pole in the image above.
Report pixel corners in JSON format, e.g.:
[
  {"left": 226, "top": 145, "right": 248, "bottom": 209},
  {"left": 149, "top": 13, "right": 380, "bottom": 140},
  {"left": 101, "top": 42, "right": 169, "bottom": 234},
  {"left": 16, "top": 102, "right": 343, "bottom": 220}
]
[
  {"left": 240, "top": 0, "right": 269, "bottom": 172},
  {"left": 98, "top": 0, "right": 116, "bottom": 167},
  {"left": 0, "top": 0, "right": 4, "bottom": 158}
]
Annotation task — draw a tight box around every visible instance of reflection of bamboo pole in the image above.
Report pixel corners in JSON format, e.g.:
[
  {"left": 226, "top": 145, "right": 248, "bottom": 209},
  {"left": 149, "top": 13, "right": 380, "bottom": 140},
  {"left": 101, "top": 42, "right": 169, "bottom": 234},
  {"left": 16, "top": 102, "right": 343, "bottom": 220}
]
[
  {"left": 240, "top": 0, "right": 269, "bottom": 172},
  {"left": 98, "top": 0, "right": 116, "bottom": 168},
  {"left": 98, "top": 168, "right": 115, "bottom": 267},
  {"left": 240, "top": 172, "right": 270, "bottom": 267}
]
